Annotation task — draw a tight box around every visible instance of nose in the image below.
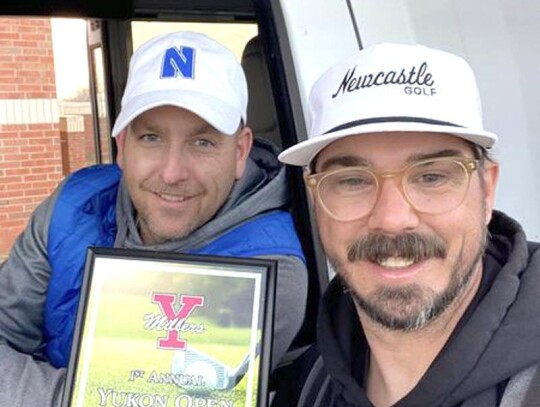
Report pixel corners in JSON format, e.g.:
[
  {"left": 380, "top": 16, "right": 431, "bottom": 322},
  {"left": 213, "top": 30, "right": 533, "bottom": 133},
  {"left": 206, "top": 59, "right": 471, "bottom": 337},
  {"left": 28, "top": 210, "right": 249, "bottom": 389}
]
[
  {"left": 160, "top": 144, "right": 190, "bottom": 185},
  {"left": 367, "top": 177, "right": 420, "bottom": 234}
]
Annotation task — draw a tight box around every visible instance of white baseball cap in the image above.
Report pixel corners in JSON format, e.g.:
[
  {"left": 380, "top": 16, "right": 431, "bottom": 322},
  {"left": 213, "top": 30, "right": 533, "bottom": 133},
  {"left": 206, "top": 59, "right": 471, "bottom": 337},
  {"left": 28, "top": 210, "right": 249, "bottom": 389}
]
[
  {"left": 278, "top": 43, "right": 497, "bottom": 167},
  {"left": 111, "top": 31, "right": 248, "bottom": 137}
]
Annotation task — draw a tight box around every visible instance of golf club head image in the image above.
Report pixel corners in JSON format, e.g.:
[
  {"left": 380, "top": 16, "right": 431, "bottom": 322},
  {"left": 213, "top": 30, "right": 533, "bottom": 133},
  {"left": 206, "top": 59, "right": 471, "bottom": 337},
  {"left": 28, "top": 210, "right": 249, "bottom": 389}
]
[{"left": 171, "top": 346, "right": 255, "bottom": 392}]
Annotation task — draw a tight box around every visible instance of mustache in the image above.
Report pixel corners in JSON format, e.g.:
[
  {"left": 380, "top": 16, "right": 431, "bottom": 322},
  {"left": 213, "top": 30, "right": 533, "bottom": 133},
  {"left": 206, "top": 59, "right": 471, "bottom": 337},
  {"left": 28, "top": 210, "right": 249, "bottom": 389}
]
[{"left": 347, "top": 233, "right": 447, "bottom": 263}]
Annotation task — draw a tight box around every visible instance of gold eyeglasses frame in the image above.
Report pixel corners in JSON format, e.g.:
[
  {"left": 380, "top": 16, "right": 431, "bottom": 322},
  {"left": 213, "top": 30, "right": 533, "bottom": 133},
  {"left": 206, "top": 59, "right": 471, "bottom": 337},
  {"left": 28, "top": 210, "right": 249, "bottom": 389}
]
[{"left": 305, "top": 157, "right": 480, "bottom": 222}]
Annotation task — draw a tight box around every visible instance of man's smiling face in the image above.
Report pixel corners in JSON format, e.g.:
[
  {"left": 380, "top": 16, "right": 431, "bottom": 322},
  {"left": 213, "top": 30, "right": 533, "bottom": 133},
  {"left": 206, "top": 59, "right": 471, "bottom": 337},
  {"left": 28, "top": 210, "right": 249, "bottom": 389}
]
[
  {"left": 310, "top": 131, "right": 498, "bottom": 330},
  {"left": 116, "top": 105, "right": 252, "bottom": 245}
]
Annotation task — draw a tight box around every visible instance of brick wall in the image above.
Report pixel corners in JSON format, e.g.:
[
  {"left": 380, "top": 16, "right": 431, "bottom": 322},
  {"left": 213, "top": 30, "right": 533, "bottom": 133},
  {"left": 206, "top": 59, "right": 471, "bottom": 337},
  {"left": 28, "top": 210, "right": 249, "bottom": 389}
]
[
  {"left": 0, "top": 18, "right": 63, "bottom": 257},
  {"left": 60, "top": 113, "right": 95, "bottom": 174},
  {"left": 0, "top": 18, "right": 58, "bottom": 99}
]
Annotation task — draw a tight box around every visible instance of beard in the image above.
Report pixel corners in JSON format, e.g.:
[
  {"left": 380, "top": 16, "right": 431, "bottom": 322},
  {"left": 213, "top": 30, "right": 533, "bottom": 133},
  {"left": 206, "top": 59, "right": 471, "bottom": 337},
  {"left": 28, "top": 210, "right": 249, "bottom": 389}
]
[
  {"left": 330, "top": 229, "right": 487, "bottom": 332},
  {"left": 134, "top": 180, "right": 207, "bottom": 245},
  {"left": 136, "top": 213, "right": 196, "bottom": 244}
]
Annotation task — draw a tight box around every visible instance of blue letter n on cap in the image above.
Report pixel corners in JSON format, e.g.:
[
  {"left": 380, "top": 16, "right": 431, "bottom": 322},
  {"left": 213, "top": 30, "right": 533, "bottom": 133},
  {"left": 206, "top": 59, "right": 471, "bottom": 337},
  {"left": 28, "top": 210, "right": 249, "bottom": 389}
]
[{"left": 161, "top": 46, "right": 195, "bottom": 79}]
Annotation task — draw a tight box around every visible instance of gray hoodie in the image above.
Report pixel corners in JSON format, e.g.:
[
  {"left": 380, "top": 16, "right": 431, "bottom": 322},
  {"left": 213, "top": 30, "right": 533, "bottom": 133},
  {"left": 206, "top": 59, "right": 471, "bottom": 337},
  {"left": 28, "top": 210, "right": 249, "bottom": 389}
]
[{"left": 0, "top": 138, "right": 308, "bottom": 406}]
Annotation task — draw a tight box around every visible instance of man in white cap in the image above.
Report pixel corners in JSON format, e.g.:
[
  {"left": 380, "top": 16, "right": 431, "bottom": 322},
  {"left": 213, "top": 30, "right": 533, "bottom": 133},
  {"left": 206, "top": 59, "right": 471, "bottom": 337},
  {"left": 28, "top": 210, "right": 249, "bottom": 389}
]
[
  {"left": 0, "top": 31, "right": 307, "bottom": 405},
  {"left": 278, "top": 43, "right": 540, "bottom": 406}
]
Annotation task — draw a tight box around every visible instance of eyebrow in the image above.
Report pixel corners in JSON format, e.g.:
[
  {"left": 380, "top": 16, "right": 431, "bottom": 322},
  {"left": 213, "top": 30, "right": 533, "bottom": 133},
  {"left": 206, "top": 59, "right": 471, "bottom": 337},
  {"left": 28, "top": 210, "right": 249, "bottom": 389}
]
[
  {"left": 129, "top": 116, "right": 167, "bottom": 136},
  {"left": 405, "top": 149, "right": 468, "bottom": 164},
  {"left": 195, "top": 123, "right": 222, "bottom": 135},
  {"left": 318, "top": 155, "right": 370, "bottom": 172},
  {"left": 317, "top": 149, "right": 468, "bottom": 173},
  {"left": 129, "top": 118, "right": 221, "bottom": 137}
]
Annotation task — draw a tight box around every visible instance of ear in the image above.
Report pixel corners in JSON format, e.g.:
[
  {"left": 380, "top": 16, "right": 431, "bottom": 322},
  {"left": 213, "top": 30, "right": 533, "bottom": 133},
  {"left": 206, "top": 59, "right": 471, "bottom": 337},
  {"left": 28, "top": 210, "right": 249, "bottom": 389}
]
[
  {"left": 234, "top": 126, "right": 254, "bottom": 179},
  {"left": 481, "top": 161, "right": 499, "bottom": 224},
  {"left": 115, "top": 130, "right": 127, "bottom": 170},
  {"left": 303, "top": 169, "right": 315, "bottom": 203}
]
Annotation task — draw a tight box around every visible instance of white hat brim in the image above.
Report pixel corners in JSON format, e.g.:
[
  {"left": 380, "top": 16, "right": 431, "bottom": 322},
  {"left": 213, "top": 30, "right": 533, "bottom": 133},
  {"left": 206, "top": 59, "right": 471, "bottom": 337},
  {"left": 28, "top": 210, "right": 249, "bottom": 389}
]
[
  {"left": 112, "top": 89, "right": 243, "bottom": 137},
  {"left": 278, "top": 121, "right": 497, "bottom": 167}
]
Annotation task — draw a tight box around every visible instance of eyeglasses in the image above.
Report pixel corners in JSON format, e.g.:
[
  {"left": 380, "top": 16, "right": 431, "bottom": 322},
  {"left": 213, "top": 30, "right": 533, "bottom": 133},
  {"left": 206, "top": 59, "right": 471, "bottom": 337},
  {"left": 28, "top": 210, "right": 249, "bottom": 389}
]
[{"left": 305, "top": 157, "right": 479, "bottom": 222}]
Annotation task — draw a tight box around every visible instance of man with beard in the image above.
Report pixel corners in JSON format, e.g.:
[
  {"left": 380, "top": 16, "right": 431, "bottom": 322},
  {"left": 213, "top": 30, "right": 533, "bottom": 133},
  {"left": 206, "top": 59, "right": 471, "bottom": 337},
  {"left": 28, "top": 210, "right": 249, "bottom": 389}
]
[
  {"left": 278, "top": 43, "right": 540, "bottom": 406},
  {"left": 0, "top": 32, "right": 307, "bottom": 406}
]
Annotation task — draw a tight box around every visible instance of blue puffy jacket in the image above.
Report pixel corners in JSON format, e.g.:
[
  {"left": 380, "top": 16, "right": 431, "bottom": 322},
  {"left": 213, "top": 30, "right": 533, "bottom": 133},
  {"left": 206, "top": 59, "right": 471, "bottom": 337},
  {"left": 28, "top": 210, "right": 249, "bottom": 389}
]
[{"left": 44, "top": 164, "right": 304, "bottom": 367}]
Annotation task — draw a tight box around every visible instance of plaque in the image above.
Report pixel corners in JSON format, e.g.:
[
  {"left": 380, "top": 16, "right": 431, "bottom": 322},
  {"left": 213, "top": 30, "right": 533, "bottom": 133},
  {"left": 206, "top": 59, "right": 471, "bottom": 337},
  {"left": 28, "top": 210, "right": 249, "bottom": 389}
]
[{"left": 62, "top": 247, "right": 276, "bottom": 407}]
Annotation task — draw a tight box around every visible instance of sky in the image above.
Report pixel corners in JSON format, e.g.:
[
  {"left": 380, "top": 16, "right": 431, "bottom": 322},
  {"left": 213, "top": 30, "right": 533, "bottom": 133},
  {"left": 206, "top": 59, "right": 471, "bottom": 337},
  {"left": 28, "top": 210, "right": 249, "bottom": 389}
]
[{"left": 51, "top": 18, "right": 89, "bottom": 100}]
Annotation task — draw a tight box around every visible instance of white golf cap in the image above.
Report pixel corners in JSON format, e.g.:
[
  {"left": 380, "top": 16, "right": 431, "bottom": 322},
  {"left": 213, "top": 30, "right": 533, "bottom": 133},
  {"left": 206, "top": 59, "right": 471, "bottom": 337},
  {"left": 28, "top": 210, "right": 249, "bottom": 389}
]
[
  {"left": 278, "top": 43, "right": 497, "bottom": 167},
  {"left": 111, "top": 31, "right": 247, "bottom": 137}
]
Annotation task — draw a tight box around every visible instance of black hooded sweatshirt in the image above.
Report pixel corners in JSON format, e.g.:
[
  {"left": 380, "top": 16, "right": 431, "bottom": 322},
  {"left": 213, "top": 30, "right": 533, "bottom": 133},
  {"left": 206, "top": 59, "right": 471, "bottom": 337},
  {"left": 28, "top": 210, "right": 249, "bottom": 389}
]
[{"left": 301, "top": 211, "right": 540, "bottom": 407}]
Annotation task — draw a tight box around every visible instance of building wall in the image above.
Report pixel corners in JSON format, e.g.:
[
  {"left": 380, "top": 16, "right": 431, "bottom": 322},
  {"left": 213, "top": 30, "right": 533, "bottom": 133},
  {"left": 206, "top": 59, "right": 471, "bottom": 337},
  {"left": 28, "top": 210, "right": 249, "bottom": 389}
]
[
  {"left": 0, "top": 18, "right": 63, "bottom": 257},
  {"left": 59, "top": 103, "right": 96, "bottom": 175}
]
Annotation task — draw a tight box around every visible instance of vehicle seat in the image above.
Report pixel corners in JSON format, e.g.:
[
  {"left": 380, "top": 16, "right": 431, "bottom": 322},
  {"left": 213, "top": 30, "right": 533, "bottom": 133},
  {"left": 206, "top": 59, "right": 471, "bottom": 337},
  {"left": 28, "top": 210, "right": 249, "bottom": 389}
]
[
  {"left": 241, "top": 34, "right": 325, "bottom": 407},
  {"left": 241, "top": 35, "right": 282, "bottom": 150}
]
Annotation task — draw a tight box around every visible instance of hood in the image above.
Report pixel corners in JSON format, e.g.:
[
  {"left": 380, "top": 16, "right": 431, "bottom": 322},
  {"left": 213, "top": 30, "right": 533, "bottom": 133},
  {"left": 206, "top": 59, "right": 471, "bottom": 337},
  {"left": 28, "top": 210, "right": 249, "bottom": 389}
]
[
  {"left": 115, "top": 137, "right": 289, "bottom": 251},
  {"left": 317, "top": 211, "right": 540, "bottom": 406}
]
